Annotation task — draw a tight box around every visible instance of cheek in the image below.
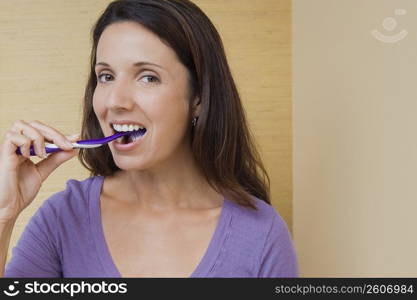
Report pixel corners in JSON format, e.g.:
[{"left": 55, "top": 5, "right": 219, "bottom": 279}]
[
  {"left": 151, "top": 74, "right": 191, "bottom": 125},
  {"left": 151, "top": 98, "right": 189, "bottom": 133},
  {"left": 92, "top": 89, "right": 105, "bottom": 116}
]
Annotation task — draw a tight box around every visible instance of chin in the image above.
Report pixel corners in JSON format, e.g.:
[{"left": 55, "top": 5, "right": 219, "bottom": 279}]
[{"left": 112, "top": 156, "right": 148, "bottom": 170}]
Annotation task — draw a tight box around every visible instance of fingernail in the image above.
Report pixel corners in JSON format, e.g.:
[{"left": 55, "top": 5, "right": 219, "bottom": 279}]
[
  {"left": 67, "top": 133, "right": 80, "bottom": 139},
  {"left": 65, "top": 141, "right": 73, "bottom": 148}
]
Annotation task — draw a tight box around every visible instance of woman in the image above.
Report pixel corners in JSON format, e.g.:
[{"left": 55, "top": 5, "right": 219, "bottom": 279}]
[{"left": 0, "top": 0, "right": 298, "bottom": 277}]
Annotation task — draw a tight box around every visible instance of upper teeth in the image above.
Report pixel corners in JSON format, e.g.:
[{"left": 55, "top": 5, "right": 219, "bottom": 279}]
[{"left": 112, "top": 124, "right": 144, "bottom": 132}]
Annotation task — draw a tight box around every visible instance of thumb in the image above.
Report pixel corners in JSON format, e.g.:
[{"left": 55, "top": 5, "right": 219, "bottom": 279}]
[
  {"left": 66, "top": 133, "right": 81, "bottom": 142},
  {"left": 35, "top": 146, "right": 79, "bottom": 183}
]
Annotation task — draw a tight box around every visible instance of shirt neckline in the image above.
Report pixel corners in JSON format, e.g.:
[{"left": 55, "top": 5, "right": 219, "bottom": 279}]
[{"left": 89, "top": 175, "right": 232, "bottom": 278}]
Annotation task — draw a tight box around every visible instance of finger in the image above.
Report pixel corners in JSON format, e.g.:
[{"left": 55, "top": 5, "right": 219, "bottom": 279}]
[
  {"left": 27, "top": 120, "right": 74, "bottom": 151},
  {"left": 2, "top": 130, "right": 32, "bottom": 159},
  {"left": 11, "top": 120, "right": 46, "bottom": 158},
  {"left": 65, "top": 133, "right": 81, "bottom": 143},
  {"left": 35, "top": 147, "right": 78, "bottom": 182}
]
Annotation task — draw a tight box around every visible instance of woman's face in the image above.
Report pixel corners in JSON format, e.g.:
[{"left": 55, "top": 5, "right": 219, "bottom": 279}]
[{"left": 93, "top": 21, "right": 194, "bottom": 170}]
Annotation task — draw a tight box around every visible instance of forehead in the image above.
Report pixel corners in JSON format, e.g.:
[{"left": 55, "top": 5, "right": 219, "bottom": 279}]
[{"left": 96, "top": 21, "right": 177, "bottom": 67}]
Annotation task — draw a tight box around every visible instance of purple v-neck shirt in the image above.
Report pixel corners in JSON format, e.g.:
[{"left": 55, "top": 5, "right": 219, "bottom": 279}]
[{"left": 5, "top": 176, "right": 298, "bottom": 278}]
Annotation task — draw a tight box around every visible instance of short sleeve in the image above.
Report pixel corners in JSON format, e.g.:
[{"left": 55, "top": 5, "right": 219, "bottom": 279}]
[
  {"left": 257, "top": 213, "right": 299, "bottom": 277},
  {"left": 4, "top": 197, "right": 62, "bottom": 277}
]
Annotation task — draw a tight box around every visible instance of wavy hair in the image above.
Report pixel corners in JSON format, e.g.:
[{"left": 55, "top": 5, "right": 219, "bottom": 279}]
[{"left": 78, "top": 0, "right": 270, "bottom": 209}]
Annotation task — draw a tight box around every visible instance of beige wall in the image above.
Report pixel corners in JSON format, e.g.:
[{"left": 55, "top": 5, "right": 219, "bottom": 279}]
[
  {"left": 293, "top": 0, "right": 417, "bottom": 276},
  {"left": 0, "top": 0, "right": 292, "bottom": 263}
]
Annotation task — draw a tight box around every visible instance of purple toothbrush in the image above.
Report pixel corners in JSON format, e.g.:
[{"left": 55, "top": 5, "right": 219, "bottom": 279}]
[{"left": 15, "top": 131, "right": 137, "bottom": 156}]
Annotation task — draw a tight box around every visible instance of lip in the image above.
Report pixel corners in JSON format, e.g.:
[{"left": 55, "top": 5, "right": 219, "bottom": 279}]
[{"left": 112, "top": 130, "right": 147, "bottom": 152}]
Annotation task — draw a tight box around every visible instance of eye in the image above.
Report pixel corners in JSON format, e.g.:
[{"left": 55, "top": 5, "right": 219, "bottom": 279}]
[
  {"left": 140, "top": 75, "right": 159, "bottom": 84},
  {"left": 96, "top": 73, "right": 159, "bottom": 84},
  {"left": 97, "top": 73, "right": 113, "bottom": 83}
]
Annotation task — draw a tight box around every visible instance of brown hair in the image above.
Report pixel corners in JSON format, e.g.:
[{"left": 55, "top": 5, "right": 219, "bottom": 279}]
[{"left": 78, "top": 0, "right": 270, "bottom": 209}]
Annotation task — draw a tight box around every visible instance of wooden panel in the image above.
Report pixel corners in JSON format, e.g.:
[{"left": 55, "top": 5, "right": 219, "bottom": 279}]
[{"left": 196, "top": 0, "right": 292, "bottom": 232}]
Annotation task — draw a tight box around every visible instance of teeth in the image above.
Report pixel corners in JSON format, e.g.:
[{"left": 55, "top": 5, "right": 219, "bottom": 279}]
[
  {"left": 115, "top": 128, "right": 146, "bottom": 144},
  {"left": 112, "top": 124, "right": 144, "bottom": 132}
]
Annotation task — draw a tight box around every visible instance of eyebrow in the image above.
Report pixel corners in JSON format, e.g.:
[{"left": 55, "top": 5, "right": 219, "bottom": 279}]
[{"left": 95, "top": 61, "right": 163, "bottom": 69}]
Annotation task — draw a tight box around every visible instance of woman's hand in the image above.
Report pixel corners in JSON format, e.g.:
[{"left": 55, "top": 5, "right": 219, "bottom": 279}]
[{"left": 0, "top": 120, "right": 80, "bottom": 223}]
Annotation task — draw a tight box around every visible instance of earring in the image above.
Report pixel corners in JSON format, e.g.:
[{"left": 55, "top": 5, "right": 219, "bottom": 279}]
[{"left": 192, "top": 117, "right": 198, "bottom": 127}]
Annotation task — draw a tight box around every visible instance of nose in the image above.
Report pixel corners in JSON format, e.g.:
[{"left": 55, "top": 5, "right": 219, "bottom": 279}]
[{"left": 105, "top": 77, "right": 135, "bottom": 111}]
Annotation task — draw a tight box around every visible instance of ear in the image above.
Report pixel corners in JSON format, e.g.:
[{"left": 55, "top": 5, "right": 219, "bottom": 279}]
[{"left": 192, "top": 96, "right": 201, "bottom": 118}]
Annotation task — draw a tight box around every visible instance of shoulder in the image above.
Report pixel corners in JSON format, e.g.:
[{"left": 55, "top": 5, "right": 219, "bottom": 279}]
[
  {"left": 225, "top": 196, "right": 298, "bottom": 277},
  {"left": 225, "top": 196, "right": 290, "bottom": 257},
  {"left": 227, "top": 196, "right": 287, "bottom": 237},
  {"left": 215, "top": 196, "right": 297, "bottom": 277},
  {"left": 41, "top": 175, "right": 103, "bottom": 219}
]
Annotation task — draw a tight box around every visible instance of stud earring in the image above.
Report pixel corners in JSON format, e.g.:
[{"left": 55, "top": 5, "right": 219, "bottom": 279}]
[{"left": 192, "top": 117, "right": 198, "bottom": 127}]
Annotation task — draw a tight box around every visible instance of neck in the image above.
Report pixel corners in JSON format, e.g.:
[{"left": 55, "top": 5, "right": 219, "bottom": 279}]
[{"left": 111, "top": 146, "right": 222, "bottom": 211}]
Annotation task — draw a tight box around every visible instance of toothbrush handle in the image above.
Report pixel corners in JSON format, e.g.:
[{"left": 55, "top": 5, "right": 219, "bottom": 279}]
[{"left": 15, "top": 144, "right": 63, "bottom": 156}]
